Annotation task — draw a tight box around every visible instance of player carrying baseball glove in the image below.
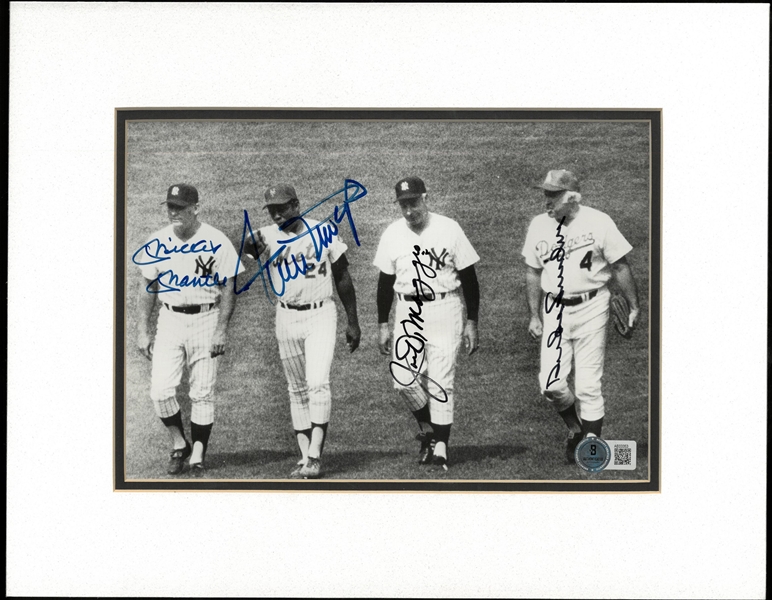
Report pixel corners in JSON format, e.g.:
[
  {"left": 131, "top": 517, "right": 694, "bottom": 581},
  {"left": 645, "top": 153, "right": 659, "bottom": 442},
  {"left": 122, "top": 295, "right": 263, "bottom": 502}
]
[{"left": 610, "top": 294, "right": 635, "bottom": 338}]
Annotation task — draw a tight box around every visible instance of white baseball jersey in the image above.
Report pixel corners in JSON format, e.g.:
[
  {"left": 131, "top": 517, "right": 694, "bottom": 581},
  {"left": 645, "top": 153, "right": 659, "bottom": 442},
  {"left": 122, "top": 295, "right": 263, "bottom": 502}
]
[
  {"left": 375, "top": 212, "right": 479, "bottom": 426},
  {"left": 259, "top": 218, "right": 347, "bottom": 305},
  {"left": 373, "top": 213, "right": 480, "bottom": 293},
  {"left": 135, "top": 222, "right": 245, "bottom": 304},
  {"left": 134, "top": 221, "right": 243, "bottom": 429},
  {"left": 523, "top": 206, "right": 631, "bottom": 423},
  {"left": 259, "top": 218, "right": 348, "bottom": 431},
  {"left": 522, "top": 206, "right": 632, "bottom": 296}
]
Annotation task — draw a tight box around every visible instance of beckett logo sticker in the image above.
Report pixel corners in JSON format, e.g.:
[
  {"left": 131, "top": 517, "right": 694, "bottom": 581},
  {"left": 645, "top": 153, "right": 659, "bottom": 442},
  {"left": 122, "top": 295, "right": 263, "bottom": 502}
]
[{"left": 575, "top": 436, "right": 611, "bottom": 473}]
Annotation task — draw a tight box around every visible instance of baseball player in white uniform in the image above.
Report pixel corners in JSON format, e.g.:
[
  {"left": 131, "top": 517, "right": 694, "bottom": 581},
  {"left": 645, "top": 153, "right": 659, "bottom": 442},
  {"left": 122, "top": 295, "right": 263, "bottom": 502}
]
[
  {"left": 522, "top": 170, "right": 640, "bottom": 462},
  {"left": 134, "top": 183, "right": 244, "bottom": 476},
  {"left": 374, "top": 176, "right": 480, "bottom": 470},
  {"left": 246, "top": 184, "right": 361, "bottom": 479}
]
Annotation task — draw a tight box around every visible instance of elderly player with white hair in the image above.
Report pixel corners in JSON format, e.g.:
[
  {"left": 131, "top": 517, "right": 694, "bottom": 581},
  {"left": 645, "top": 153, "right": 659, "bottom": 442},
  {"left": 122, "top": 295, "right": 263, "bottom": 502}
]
[
  {"left": 374, "top": 176, "right": 480, "bottom": 471},
  {"left": 522, "top": 169, "right": 640, "bottom": 463}
]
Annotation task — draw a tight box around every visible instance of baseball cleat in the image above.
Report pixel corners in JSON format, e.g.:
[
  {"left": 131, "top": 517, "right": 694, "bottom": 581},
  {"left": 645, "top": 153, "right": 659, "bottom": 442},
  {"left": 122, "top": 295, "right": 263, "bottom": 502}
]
[
  {"left": 416, "top": 432, "right": 435, "bottom": 465},
  {"left": 167, "top": 442, "right": 192, "bottom": 475},
  {"left": 189, "top": 461, "right": 206, "bottom": 477},
  {"left": 289, "top": 460, "right": 306, "bottom": 479},
  {"left": 431, "top": 454, "right": 449, "bottom": 471},
  {"left": 566, "top": 430, "right": 582, "bottom": 464},
  {"left": 299, "top": 457, "right": 322, "bottom": 479}
]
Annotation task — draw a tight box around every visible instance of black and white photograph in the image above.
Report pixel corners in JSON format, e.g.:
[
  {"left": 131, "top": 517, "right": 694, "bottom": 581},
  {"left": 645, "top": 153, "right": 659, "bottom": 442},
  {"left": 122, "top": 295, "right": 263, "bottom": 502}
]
[
  {"left": 9, "top": 4, "right": 767, "bottom": 598},
  {"left": 116, "top": 110, "right": 660, "bottom": 491}
]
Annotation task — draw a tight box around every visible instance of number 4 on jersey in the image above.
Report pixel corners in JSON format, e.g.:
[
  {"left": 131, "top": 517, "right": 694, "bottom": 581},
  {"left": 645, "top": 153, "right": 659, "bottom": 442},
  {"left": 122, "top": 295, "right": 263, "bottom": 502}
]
[{"left": 579, "top": 251, "right": 593, "bottom": 271}]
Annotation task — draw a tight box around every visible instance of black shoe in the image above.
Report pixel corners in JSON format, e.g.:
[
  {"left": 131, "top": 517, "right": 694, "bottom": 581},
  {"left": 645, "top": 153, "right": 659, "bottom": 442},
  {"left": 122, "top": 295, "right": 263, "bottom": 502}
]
[
  {"left": 167, "top": 442, "right": 191, "bottom": 475},
  {"left": 566, "top": 430, "right": 582, "bottom": 464},
  {"left": 416, "top": 432, "right": 435, "bottom": 465},
  {"left": 432, "top": 454, "right": 449, "bottom": 471},
  {"left": 189, "top": 461, "right": 206, "bottom": 477}
]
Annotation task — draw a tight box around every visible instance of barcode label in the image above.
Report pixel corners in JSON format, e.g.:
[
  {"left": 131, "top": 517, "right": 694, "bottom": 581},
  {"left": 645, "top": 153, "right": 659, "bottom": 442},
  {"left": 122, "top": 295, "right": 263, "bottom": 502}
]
[{"left": 604, "top": 440, "right": 637, "bottom": 470}]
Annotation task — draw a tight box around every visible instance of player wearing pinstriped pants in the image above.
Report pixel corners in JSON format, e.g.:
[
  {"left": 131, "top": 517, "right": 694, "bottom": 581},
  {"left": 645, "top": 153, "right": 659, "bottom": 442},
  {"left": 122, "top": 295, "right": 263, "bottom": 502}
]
[
  {"left": 134, "top": 183, "right": 244, "bottom": 476},
  {"left": 375, "top": 176, "right": 480, "bottom": 471},
  {"left": 246, "top": 183, "right": 361, "bottom": 479}
]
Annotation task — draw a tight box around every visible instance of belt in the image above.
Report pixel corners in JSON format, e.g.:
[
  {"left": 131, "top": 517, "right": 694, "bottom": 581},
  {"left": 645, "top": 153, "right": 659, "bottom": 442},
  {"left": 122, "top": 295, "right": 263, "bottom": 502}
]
[
  {"left": 560, "top": 289, "right": 598, "bottom": 307},
  {"left": 279, "top": 300, "right": 324, "bottom": 311},
  {"left": 164, "top": 303, "right": 215, "bottom": 314},
  {"left": 397, "top": 292, "right": 447, "bottom": 302}
]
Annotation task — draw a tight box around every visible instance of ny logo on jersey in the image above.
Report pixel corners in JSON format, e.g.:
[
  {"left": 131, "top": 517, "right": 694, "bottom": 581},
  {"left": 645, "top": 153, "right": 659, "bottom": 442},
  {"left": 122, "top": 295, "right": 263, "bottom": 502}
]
[
  {"left": 425, "top": 247, "right": 448, "bottom": 269},
  {"left": 195, "top": 256, "right": 216, "bottom": 277}
]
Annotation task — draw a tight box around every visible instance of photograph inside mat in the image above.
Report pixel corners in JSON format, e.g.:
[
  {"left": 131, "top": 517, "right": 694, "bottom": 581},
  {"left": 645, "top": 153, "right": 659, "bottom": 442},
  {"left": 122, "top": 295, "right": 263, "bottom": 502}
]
[{"left": 116, "top": 110, "right": 659, "bottom": 491}]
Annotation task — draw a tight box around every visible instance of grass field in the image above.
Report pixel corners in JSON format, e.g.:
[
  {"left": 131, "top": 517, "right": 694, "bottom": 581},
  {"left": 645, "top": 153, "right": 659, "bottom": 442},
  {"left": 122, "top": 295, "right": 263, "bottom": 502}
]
[{"left": 123, "top": 119, "right": 651, "bottom": 482}]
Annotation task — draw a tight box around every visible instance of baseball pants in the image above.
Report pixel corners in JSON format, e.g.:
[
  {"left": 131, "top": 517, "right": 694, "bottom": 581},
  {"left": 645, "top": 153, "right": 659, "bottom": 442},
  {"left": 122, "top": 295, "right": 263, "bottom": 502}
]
[
  {"left": 392, "top": 291, "right": 464, "bottom": 426},
  {"left": 276, "top": 301, "right": 337, "bottom": 429},
  {"left": 539, "top": 287, "right": 610, "bottom": 421},
  {"left": 150, "top": 306, "right": 219, "bottom": 425}
]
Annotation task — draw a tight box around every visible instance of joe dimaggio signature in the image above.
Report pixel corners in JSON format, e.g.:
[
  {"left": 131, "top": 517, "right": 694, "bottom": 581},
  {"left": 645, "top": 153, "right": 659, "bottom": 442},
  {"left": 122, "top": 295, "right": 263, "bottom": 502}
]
[{"left": 389, "top": 244, "right": 449, "bottom": 402}]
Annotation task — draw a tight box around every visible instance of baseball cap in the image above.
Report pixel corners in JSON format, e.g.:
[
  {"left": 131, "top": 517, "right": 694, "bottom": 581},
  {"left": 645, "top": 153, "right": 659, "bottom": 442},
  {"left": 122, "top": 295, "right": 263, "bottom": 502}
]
[
  {"left": 162, "top": 183, "right": 199, "bottom": 206},
  {"left": 263, "top": 183, "right": 298, "bottom": 207},
  {"left": 395, "top": 176, "right": 427, "bottom": 202},
  {"left": 536, "top": 170, "right": 580, "bottom": 192}
]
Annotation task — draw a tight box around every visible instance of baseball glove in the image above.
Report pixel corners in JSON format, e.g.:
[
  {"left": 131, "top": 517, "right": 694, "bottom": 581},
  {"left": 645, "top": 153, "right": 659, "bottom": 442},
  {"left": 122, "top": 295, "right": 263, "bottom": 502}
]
[{"left": 610, "top": 294, "right": 633, "bottom": 338}]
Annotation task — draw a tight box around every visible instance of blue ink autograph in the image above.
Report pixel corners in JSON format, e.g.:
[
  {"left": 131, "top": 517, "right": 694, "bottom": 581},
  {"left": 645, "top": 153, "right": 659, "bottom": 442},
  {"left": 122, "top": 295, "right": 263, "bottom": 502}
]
[
  {"left": 233, "top": 179, "right": 367, "bottom": 302},
  {"left": 132, "top": 237, "right": 226, "bottom": 293},
  {"left": 150, "top": 270, "right": 227, "bottom": 293},
  {"left": 544, "top": 217, "right": 566, "bottom": 388},
  {"left": 132, "top": 238, "right": 223, "bottom": 266},
  {"left": 389, "top": 244, "right": 449, "bottom": 403}
]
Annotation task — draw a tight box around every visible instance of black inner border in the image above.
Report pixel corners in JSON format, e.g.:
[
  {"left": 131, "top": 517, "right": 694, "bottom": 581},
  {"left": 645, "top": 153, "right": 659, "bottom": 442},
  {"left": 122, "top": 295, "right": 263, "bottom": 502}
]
[{"left": 115, "top": 108, "right": 662, "bottom": 492}]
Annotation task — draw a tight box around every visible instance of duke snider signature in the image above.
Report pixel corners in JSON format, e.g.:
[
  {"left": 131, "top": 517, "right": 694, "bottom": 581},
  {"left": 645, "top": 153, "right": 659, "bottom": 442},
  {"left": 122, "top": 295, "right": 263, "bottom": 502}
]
[{"left": 389, "top": 245, "right": 449, "bottom": 403}]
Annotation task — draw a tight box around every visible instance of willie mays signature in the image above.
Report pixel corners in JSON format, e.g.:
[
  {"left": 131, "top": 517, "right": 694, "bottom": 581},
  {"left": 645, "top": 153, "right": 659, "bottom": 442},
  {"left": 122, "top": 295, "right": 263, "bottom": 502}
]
[
  {"left": 544, "top": 217, "right": 566, "bottom": 388},
  {"left": 389, "top": 244, "right": 449, "bottom": 403},
  {"left": 233, "top": 178, "right": 367, "bottom": 302}
]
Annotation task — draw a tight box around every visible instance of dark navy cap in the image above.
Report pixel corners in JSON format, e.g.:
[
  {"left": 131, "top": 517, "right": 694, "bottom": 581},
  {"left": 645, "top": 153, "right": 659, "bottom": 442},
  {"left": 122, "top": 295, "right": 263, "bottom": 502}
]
[
  {"left": 263, "top": 183, "right": 298, "bottom": 207},
  {"left": 395, "top": 176, "right": 427, "bottom": 202},
  {"left": 162, "top": 183, "right": 199, "bottom": 206}
]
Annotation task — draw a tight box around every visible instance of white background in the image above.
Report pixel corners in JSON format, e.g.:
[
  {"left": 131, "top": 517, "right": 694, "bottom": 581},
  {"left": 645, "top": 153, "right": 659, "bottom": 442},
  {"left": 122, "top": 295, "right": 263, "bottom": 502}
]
[{"left": 8, "top": 4, "right": 768, "bottom": 598}]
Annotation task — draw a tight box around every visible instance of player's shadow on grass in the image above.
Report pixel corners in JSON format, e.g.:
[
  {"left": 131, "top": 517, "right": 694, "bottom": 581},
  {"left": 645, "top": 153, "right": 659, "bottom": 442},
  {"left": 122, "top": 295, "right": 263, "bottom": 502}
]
[
  {"left": 449, "top": 443, "right": 527, "bottom": 466},
  {"left": 323, "top": 450, "right": 405, "bottom": 476},
  {"left": 213, "top": 448, "right": 296, "bottom": 468}
]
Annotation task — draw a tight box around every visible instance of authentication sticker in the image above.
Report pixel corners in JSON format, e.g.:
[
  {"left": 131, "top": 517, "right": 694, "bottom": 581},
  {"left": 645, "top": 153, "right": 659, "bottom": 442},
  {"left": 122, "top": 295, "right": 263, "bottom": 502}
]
[
  {"left": 575, "top": 436, "right": 611, "bottom": 472},
  {"left": 574, "top": 438, "right": 638, "bottom": 472},
  {"left": 603, "top": 440, "right": 637, "bottom": 471}
]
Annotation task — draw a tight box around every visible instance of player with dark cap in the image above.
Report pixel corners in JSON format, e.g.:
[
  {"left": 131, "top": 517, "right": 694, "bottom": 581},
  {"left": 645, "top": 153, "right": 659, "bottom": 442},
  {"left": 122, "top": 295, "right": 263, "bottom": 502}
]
[
  {"left": 245, "top": 183, "right": 361, "bottom": 479},
  {"left": 134, "top": 183, "right": 244, "bottom": 476},
  {"left": 373, "top": 176, "right": 481, "bottom": 471}
]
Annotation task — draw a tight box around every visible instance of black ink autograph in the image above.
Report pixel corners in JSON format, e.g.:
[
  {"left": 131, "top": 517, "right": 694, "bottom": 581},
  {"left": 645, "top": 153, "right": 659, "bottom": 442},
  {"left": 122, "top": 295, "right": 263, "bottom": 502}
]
[
  {"left": 389, "top": 244, "right": 449, "bottom": 402},
  {"left": 544, "top": 217, "right": 566, "bottom": 389},
  {"left": 233, "top": 179, "right": 367, "bottom": 303}
]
